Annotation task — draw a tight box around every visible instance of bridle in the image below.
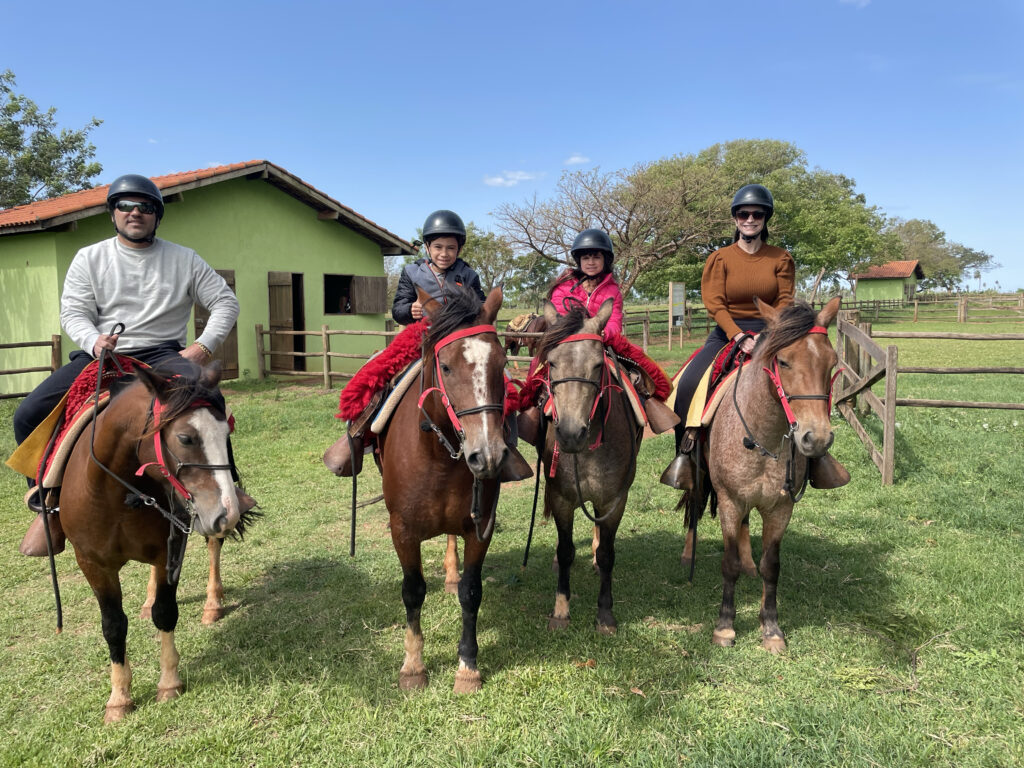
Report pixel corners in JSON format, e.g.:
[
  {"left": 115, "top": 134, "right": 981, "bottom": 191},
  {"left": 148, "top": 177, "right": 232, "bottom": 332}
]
[
  {"left": 733, "top": 325, "right": 843, "bottom": 501},
  {"left": 416, "top": 323, "right": 505, "bottom": 541}
]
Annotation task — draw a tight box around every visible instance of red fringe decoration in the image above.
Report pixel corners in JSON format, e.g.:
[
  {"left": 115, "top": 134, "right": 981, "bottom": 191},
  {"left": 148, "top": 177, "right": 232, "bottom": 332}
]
[
  {"left": 606, "top": 334, "right": 672, "bottom": 401},
  {"left": 336, "top": 322, "right": 427, "bottom": 420}
]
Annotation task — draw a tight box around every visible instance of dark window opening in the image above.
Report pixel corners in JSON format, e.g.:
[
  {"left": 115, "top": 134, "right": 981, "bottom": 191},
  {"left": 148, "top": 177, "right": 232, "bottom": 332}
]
[{"left": 325, "top": 274, "right": 354, "bottom": 315}]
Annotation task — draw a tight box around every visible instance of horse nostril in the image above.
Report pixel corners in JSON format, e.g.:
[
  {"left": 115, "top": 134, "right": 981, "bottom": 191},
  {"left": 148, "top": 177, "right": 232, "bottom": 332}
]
[{"left": 215, "top": 512, "right": 229, "bottom": 535}]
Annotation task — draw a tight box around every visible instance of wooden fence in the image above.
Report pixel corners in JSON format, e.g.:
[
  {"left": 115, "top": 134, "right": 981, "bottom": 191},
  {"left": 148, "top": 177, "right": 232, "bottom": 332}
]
[
  {"left": 835, "top": 313, "right": 1024, "bottom": 485},
  {"left": 0, "top": 336, "right": 62, "bottom": 400}
]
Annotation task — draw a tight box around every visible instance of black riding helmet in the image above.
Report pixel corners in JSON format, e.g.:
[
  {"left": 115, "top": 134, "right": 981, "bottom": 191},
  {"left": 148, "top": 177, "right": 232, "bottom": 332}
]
[
  {"left": 422, "top": 209, "right": 466, "bottom": 247},
  {"left": 570, "top": 228, "right": 615, "bottom": 262},
  {"left": 106, "top": 174, "right": 165, "bottom": 220},
  {"left": 730, "top": 184, "right": 774, "bottom": 220}
]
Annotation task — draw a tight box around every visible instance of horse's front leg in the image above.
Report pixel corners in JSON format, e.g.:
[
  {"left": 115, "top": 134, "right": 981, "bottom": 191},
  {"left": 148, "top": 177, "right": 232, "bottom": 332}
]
[
  {"left": 454, "top": 533, "right": 490, "bottom": 693},
  {"left": 594, "top": 498, "right": 627, "bottom": 635},
  {"left": 713, "top": 496, "right": 746, "bottom": 648},
  {"left": 395, "top": 539, "right": 428, "bottom": 690},
  {"left": 443, "top": 534, "right": 460, "bottom": 595},
  {"left": 548, "top": 498, "right": 575, "bottom": 631},
  {"left": 77, "top": 557, "right": 133, "bottom": 723},
  {"left": 758, "top": 504, "right": 793, "bottom": 653},
  {"left": 150, "top": 564, "right": 184, "bottom": 701},
  {"left": 203, "top": 537, "right": 225, "bottom": 624}
]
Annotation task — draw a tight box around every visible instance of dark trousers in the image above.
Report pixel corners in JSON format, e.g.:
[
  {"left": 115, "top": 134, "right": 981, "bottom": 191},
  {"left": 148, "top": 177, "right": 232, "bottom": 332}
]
[
  {"left": 12, "top": 342, "right": 185, "bottom": 446},
  {"left": 672, "top": 319, "right": 765, "bottom": 451}
]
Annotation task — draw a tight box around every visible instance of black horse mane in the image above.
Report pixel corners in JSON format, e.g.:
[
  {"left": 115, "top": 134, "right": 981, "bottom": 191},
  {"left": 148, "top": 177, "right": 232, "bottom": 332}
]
[
  {"left": 756, "top": 301, "right": 820, "bottom": 361},
  {"left": 137, "top": 359, "right": 227, "bottom": 438},
  {"left": 536, "top": 303, "right": 589, "bottom": 362},
  {"left": 424, "top": 287, "right": 485, "bottom": 350}
]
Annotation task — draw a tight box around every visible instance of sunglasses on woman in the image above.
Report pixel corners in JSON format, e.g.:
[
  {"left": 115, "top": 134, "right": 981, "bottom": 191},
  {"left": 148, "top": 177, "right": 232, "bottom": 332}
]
[
  {"left": 735, "top": 209, "right": 766, "bottom": 221},
  {"left": 114, "top": 200, "right": 158, "bottom": 215}
]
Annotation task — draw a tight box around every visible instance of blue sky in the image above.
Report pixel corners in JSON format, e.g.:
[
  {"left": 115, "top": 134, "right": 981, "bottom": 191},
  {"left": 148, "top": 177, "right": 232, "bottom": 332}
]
[{"left": 5, "top": 0, "right": 1022, "bottom": 289}]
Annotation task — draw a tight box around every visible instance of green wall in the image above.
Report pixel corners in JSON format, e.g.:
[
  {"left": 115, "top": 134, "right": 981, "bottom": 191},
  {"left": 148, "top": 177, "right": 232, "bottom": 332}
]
[
  {"left": 856, "top": 277, "right": 911, "bottom": 302},
  {"left": 0, "top": 176, "right": 392, "bottom": 396}
]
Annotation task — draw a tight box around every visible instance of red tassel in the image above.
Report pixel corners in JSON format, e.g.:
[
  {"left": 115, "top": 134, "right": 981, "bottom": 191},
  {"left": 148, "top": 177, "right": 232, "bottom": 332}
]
[{"left": 336, "top": 322, "right": 428, "bottom": 420}]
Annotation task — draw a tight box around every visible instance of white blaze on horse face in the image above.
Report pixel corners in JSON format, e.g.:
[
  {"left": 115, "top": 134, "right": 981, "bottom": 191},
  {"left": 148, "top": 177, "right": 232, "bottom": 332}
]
[
  {"left": 185, "top": 410, "right": 237, "bottom": 529},
  {"left": 459, "top": 337, "right": 499, "bottom": 439}
]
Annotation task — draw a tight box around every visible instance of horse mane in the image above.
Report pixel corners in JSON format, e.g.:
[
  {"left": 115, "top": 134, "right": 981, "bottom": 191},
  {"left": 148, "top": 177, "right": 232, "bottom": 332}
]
[
  {"left": 424, "top": 287, "right": 485, "bottom": 351},
  {"left": 755, "top": 301, "right": 820, "bottom": 362},
  {"left": 536, "top": 303, "right": 589, "bottom": 362},
  {"left": 139, "top": 360, "right": 226, "bottom": 438}
]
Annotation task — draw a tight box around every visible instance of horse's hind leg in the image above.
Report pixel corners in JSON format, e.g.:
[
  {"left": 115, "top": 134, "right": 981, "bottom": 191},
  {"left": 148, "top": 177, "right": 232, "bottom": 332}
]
[
  {"left": 443, "top": 534, "right": 460, "bottom": 594},
  {"left": 594, "top": 504, "right": 625, "bottom": 635},
  {"left": 454, "top": 535, "right": 489, "bottom": 694},
  {"left": 712, "top": 499, "right": 745, "bottom": 648},
  {"left": 758, "top": 506, "right": 793, "bottom": 654},
  {"left": 738, "top": 515, "right": 758, "bottom": 578},
  {"left": 78, "top": 558, "right": 134, "bottom": 723},
  {"left": 203, "top": 537, "right": 225, "bottom": 624},
  {"left": 396, "top": 542, "right": 428, "bottom": 689},
  {"left": 140, "top": 565, "right": 158, "bottom": 619},
  {"left": 150, "top": 566, "right": 184, "bottom": 701}
]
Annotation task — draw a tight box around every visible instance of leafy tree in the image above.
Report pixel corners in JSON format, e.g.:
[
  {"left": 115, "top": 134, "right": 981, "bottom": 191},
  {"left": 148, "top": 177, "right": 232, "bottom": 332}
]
[
  {"left": 887, "top": 218, "right": 997, "bottom": 292},
  {"left": 0, "top": 70, "right": 102, "bottom": 208},
  {"left": 460, "top": 223, "right": 521, "bottom": 295}
]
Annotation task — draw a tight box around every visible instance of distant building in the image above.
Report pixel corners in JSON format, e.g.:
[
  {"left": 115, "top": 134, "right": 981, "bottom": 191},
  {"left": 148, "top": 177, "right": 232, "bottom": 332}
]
[
  {"left": 851, "top": 260, "right": 925, "bottom": 303},
  {"left": 0, "top": 160, "right": 416, "bottom": 395}
]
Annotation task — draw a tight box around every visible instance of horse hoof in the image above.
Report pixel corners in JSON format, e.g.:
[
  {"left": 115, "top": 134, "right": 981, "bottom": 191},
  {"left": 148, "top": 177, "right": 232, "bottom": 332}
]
[
  {"left": 680, "top": 555, "right": 693, "bottom": 571},
  {"left": 139, "top": 605, "right": 152, "bottom": 620},
  {"left": 202, "top": 607, "right": 224, "bottom": 625},
  {"left": 761, "top": 635, "right": 787, "bottom": 654},
  {"left": 399, "top": 671, "right": 428, "bottom": 690},
  {"left": 548, "top": 615, "right": 570, "bottom": 631},
  {"left": 712, "top": 628, "right": 736, "bottom": 647},
  {"left": 444, "top": 581, "right": 459, "bottom": 595},
  {"left": 596, "top": 622, "right": 617, "bottom": 636},
  {"left": 741, "top": 562, "right": 759, "bottom": 578},
  {"left": 453, "top": 668, "right": 482, "bottom": 694},
  {"left": 104, "top": 702, "right": 135, "bottom": 724},
  {"left": 156, "top": 685, "right": 183, "bottom": 703}
]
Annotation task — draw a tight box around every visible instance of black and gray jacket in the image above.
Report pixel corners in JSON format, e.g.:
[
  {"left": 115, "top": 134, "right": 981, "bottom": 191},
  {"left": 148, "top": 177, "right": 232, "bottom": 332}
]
[{"left": 391, "top": 258, "right": 485, "bottom": 325}]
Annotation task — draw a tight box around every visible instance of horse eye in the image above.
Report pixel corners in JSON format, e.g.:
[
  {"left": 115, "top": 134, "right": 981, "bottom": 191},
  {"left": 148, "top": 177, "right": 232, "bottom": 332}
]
[
  {"left": 440, "top": 363, "right": 452, "bottom": 376},
  {"left": 778, "top": 359, "right": 791, "bottom": 369},
  {"left": 177, "top": 434, "right": 195, "bottom": 446}
]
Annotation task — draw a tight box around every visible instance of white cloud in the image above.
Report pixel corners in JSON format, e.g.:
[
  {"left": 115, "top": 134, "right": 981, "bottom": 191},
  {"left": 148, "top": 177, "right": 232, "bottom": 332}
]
[
  {"left": 483, "top": 170, "right": 542, "bottom": 187},
  {"left": 148, "top": 138, "right": 158, "bottom": 144},
  {"left": 565, "top": 153, "right": 590, "bottom": 165},
  {"left": 839, "top": 0, "right": 870, "bottom": 8},
  {"left": 206, "top": 161, "right": 227, "bottom": 168}
]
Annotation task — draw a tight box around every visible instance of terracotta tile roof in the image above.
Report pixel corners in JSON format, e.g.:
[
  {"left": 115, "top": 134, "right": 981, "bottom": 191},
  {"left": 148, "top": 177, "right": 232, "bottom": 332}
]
[
  {"left": 851, "top": 260, "right": 924, "bottom": 280},
  {"left": 0, "top": 160, "right": 415, "bottom": 253}
]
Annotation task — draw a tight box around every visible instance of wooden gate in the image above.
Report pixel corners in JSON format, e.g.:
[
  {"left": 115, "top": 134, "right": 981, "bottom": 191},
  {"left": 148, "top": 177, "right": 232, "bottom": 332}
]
[{"left": 194, "top": 269, "right": 239, "bottom": 379}]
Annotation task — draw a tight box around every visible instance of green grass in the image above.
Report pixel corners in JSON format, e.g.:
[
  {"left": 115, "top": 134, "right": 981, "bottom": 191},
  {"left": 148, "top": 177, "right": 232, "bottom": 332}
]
[{"left": 1, "top": 329, "right": 1023, "bottom": 767}]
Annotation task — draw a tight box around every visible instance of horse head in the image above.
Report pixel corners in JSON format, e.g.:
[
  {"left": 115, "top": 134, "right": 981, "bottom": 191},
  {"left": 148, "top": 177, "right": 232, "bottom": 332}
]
[
  {"left": 753, "top": 296, "right": 842, "bottom": 458},
  {"left": 134, "top": 360, "right": 241, "bottom": 538},
  {"left": 539, "top": 297, "right": 614, "bottom": 453},
  {"left": 419, "top": 286, "right": 509, "bottom": 479}
]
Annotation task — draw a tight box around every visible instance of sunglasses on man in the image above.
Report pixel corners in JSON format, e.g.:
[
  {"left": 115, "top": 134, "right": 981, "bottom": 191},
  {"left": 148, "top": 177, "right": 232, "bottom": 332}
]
[
  {"left": 114, "top": 200, "right": 158, "bottom": 215},
  {"left": 735, "top": 209, "right": 766, "bottom": 221}
]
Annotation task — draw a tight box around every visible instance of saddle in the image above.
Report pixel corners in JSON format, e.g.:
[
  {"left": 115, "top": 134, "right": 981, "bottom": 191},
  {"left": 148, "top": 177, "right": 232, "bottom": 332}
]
[
  {"left": 506, "top": 313, "right": 538, "bottom": 334},
  {"left": 670, "top": 338, "right": 749, "bottom": 430},
  {"left": 368, "top": 359, "right": 423, "bottom": 435},
  {"left": 6, "top": 356, "right": 144, "bottom": 502}
]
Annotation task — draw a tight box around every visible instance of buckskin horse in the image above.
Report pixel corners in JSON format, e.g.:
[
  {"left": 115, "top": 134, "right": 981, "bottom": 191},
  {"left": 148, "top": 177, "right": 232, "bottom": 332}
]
[
  {"left": 531, "top": 299, "right": 644, "bottom": 634},
  {"left": 59, "top": 360, "right": 243, "bottom": 722},
  {"left": 693, "top": 297, "right": 842, "bottom": 652},
  {"left": 326, "top": 286, "right": 510, "bottom": 692}
]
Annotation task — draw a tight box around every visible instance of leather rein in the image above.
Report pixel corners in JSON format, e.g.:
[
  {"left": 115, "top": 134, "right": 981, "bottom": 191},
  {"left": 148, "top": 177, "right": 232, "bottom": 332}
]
[
  {"left": 416, "top": 323, "right": 505, "bottom": 542},
  {"left": 733, "top": 325, "right": 842, "bottom": 502}
]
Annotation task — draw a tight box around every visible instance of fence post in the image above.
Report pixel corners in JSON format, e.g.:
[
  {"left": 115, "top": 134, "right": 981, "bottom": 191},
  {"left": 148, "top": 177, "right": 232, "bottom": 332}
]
[
  {"left": 385, "top": 320, "right": 394, "bottom": 347},
  {"left": 642, "top": 313, "right": 649, "bottom": 352},
  {"left": 857, "top": 321, "right": 872, "bottom": 417},
  {"left": 321, "top": 325, "right": 331, "bottom": 390},
  {"left": 882, "top": 344, "right": 898, "bottom": 485},
  {"left": 50, "top": 334, "right": 62, "bottom": 372},
  {"left": 255, "top": 323, "right": 266, "bottom": 381},
  {"left": 913, "top": 301, "right": 919, "bottom": 322}
]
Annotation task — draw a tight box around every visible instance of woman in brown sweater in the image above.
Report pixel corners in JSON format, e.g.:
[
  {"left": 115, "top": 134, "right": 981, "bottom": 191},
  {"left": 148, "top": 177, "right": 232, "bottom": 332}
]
[{"left": 661, "top": 184, "right": 848, "bottom": 490}]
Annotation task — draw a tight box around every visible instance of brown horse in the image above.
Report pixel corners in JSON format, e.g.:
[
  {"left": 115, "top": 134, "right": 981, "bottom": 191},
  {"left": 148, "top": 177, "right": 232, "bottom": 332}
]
[
  {"left": 60, "top": 361, "right": 243, "bottom": 722},
  {"left": 695, "top": 297, "right": 842, "bottom": 652},
  {"left": 533, "top": 299, "right": 643, "bottom": 634},
  {"left": 326, "top": 286, "right": 511, "bottom": 692},
  {"left": 504, "top": 313, "right": 547, "bottom": 369}
]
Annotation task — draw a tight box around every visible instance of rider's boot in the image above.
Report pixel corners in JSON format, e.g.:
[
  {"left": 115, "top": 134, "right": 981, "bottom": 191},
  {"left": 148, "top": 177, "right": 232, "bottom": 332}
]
[
  {"left": 808, "top": 451, "right": 851, "bottom": 489},
  {"left": 516, "top": 405, "right": 543, "bottom": 447},
  {"left": 660, "top": 427, "right": 698, "bottom": 490},
  {"left": 500, "top": 415, "right": 533, "bottom": 482},
  {"left": 20, "top": 487, "right": 66, "bottom": 556}
]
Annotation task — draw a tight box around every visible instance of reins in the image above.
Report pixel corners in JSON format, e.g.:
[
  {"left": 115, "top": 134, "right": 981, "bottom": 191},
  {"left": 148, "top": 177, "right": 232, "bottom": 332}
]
[{"left": 416, "top": 323, "right": 504, "bottom": 542}]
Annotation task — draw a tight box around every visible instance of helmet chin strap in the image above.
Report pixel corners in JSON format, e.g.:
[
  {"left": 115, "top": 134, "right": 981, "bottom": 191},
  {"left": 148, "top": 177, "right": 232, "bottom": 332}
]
[
  {"left": 114, "top": 221, "right": 158, "bottom": 245},
  {"left": 740, "top": 232, "right": 760, "bottom": 243}
]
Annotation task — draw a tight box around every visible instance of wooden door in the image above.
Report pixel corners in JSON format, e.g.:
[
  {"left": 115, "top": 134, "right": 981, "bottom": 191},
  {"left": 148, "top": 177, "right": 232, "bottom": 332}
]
[
  {"left": 194, "top": 269, "right": 239, "bottom": 379},
  {"left": 268, "top": 271, "right": 294, "bottom": 372}
]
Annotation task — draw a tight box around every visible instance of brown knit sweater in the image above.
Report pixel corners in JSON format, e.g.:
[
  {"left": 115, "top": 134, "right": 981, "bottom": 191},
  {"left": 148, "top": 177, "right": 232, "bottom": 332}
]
[{"left": 701, "top": 242, "right": 795, "bottom": 339}]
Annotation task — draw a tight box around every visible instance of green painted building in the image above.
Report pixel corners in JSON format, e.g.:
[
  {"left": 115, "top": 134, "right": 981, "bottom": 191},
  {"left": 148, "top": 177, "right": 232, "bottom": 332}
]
[
  {"left": 851, "top": 259, "right": 925, "bottom": 303},
  {"left": 0, "top": 161, "right": 415, "bottom": 396}
]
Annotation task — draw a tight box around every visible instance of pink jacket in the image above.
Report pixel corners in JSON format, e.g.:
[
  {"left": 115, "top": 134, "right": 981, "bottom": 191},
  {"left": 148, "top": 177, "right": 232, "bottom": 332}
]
[{"left": 550, "top": 273, "right": 624, "bottom": 339}]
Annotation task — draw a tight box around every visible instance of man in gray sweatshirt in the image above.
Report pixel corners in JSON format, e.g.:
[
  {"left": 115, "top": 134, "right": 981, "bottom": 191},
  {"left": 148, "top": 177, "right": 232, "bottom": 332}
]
[{"left": 13, "top": 173, "right": 243, "bottom": 554}]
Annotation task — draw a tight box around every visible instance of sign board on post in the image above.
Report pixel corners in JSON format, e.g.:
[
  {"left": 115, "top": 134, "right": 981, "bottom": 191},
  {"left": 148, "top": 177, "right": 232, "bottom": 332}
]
[{"left": 668, "top": 282, "right": 686, "bottom": 350}]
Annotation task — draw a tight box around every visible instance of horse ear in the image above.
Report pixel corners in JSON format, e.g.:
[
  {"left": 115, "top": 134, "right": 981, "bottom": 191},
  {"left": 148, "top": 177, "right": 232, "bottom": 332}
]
[
  {"left": 199, "top": 360, "right": 223, "bottom": 389},
  {"left": 133, "top": 364, "right": 166, "bottom": 398},
  {"left": 815, "top": 296, "right": 843, "bottom": 328},
  {"left": 594, "top": 298, "right": 614, "bottom": 331},
  {"left": 480, "top": 286, "right": 503, "bottom": 324},
  {"left": 417, "top": 287, "right": 442, "bottom": 321},
  {"left": 754, "top": 296, "right": 779, "bottom": 324},
  {"left": 543, "top": 301, "right": 559, "bottom": 326}
]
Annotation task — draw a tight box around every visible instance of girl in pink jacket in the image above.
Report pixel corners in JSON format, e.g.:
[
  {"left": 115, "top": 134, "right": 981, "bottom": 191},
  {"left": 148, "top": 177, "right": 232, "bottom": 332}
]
[{"left": 548, "top": 229, "right": 623, "bottom": 339}]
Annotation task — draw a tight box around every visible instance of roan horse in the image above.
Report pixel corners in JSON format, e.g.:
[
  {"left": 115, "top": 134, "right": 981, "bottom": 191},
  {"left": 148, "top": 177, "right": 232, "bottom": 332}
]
[
  {"left": 533, "top": 299, "right": 643, "bottom": 634},
  {"left": 59, "top": 360, "right": 243, "bottom": 722},
  {"left": 326, "top": 286, "right": 510, "bottom": 692},
  {"left": 690, "top": 297, "right": 842, "bottom": 652}
]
